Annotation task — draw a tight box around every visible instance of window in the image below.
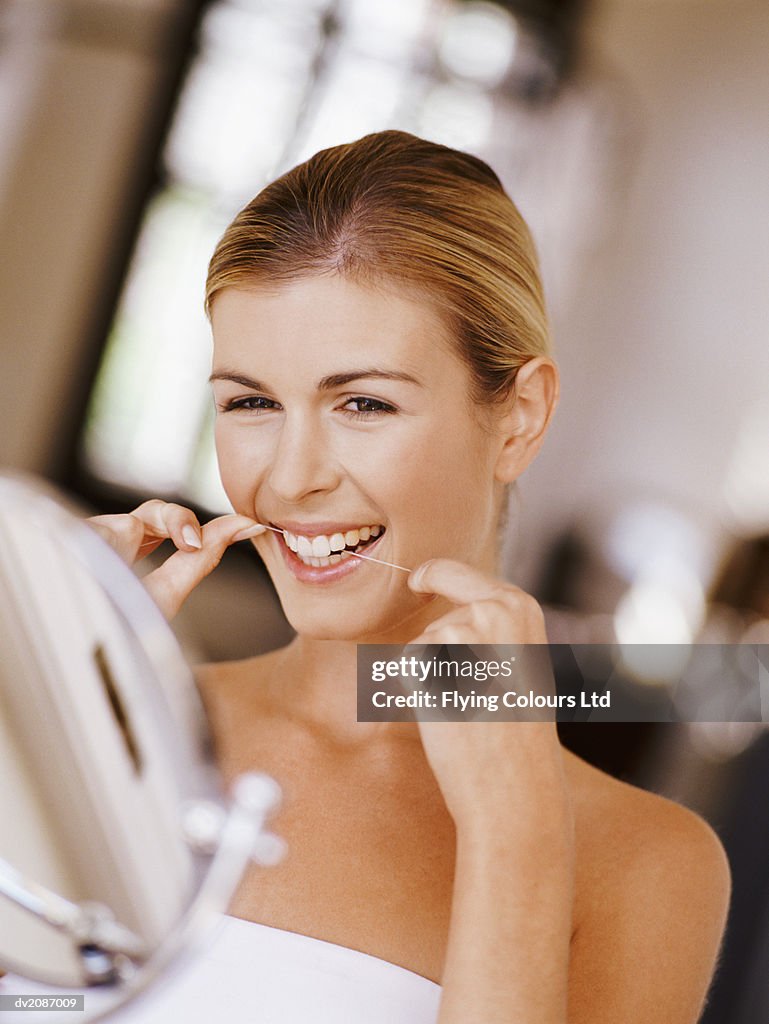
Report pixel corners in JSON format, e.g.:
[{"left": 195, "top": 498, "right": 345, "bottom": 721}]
[{"left": 80, "top": 0, "right": 611, "bottom": 512}]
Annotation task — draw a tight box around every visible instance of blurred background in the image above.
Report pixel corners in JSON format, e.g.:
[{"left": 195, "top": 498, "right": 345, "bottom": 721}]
[{"left": 0, "top": 0, "right": 768, "bottom": 1017}]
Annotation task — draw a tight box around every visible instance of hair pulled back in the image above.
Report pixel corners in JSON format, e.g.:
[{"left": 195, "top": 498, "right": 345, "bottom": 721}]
[{"left": 206, "top": 130, "right": 551, "bottom": 404}]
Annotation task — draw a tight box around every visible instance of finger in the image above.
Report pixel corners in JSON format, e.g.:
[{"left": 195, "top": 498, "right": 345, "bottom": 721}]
[
  {"left": 129, "top": 499, "right": 204, "bottom": 553},
  {"left": 408, "top": 558, "right": 512, "bottom": 606},
  {"left": 87, "top": 514, "right": 153, "bottom": 564},
  {"left": 408, "top": 603, "right": 497, "bottom": 645},
  {"left": 409, "top": 625, "right": 479, "bottom": 647},
  {"left": 87, "top": 501, "right": 204, "bottom": 563},
  {"left": 143, "top": 514, "right": 265, "bottom": 619}
]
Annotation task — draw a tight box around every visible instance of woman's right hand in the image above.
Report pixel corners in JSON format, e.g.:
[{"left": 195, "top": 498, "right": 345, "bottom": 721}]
[{"left": 86, "top": 499, "right": 265, "bottom": 619}]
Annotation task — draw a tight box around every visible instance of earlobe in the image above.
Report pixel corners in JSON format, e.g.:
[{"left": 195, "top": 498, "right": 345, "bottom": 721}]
[{"left": 494, "top": 357, "right": 559, "bottom": 483}]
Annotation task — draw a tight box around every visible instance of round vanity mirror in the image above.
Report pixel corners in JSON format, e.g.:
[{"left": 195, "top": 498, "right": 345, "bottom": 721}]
[{"left": 0, "top": 472, "right": 282, "bottom": 1020}]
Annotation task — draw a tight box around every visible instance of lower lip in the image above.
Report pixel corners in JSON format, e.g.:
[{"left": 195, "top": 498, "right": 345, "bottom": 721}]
[{"left": 273, "top": 530, "right": 386, "bottom": 585}]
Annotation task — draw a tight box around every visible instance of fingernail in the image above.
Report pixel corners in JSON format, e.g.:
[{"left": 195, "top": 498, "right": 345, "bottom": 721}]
[
  {"left": 409, "top": 569, "right": 428, "bottom": 593},
  {"left": 410, "top": 562, "right": 431, "bottom": 591},
  {"left": 182, "top": 525, "right": 202, "bottom": 549},
  {"left": 233, "top": 523, "right": 267, "bottom": 542}
]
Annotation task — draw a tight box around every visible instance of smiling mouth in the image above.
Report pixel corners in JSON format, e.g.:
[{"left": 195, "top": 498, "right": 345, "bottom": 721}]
[{"left": 272, "top": 524, "right": 385, "bottom": 568}]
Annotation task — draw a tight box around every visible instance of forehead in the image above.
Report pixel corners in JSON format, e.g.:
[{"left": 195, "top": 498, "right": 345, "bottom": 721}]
[{"left": 209, "top": 274, "right": 458, "bottom": 378}]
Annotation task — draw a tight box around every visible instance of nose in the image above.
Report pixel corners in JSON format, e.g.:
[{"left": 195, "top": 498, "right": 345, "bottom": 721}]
[{"left": 265, "top": 413, "right": 342, "bottom": 504}]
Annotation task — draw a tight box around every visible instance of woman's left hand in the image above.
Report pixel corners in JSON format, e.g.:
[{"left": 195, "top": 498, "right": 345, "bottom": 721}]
[{"left": 406, "top": 558, "right": 570, "bottom": 838}]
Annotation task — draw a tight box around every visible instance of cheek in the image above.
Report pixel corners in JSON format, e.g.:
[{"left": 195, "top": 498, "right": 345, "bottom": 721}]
[
  {"left": 407, "top": 437, "right": 498, "bottom": 556},
  {"left": 398, "top": 425, "right": 493, "bottom": 505},
  {"left": 214, "top": 423, "right": 261, "bottom": 512}
]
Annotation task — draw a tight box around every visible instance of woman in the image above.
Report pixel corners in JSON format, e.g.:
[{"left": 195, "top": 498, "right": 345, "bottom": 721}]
[{"left": 91, "top": 131, "right": 729, "bottom": 1022}]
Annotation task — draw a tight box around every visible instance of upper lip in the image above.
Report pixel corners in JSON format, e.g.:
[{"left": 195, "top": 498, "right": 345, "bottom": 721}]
[{"left": 269, "top": 520, "right": 384, "bottom": 537}]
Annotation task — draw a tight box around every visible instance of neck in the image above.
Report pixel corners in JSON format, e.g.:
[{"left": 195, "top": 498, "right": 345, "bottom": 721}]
[
  {"left": 268, "top": 593, "right": 456, "bottom": 746},
  {"left": 267, "top": 638, "right": 397, "bottom": 745},
  {"left": 266, "top": 537, "right": 502, "bottom": 745}
]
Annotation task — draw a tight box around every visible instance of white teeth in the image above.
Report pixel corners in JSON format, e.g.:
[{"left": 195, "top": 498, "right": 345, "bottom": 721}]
[
  {"left": 281, "top": 524, "right": 384, "bottom": 566},
  {"left": 311, "top": 535, "right": 331, "bottom": 557},
  {"left": 307, "top": 554, "right": 341, "bottom": 567}
]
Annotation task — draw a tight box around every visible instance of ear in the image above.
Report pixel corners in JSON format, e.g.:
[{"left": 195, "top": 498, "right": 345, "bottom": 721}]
[{"left": 493, "top": 356, "right": 560, "bottom": 483}]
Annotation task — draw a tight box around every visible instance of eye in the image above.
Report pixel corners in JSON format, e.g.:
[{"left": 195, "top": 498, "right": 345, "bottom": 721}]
[
  {"left": 219, "top": 396, "right": 281, "bottom": 414},
  {"left": 342, "top": 396, "right": 397, "bottom": 419}
]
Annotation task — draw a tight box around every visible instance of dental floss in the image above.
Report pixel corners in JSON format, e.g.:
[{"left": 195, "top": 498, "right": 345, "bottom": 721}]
[
  {"left": 341, "top": 550, "right": 412, "bottom": 573},
  {"left": 255, "top": 523, "right": 412, "bottom": 574}
]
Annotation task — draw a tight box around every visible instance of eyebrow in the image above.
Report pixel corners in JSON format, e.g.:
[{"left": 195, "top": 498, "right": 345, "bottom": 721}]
[{"left": 208, "top": 368, "right": 425, "bottom": 390}]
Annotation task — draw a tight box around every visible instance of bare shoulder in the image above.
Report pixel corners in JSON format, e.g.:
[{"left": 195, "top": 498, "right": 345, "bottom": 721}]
[
  {"left": 564, "top": 749, "right": 731, "bottom": 1023},
  {"left": 192, "top": 650, "right": 287, "bottom": 773},
  {"left": 194, "top": 648, "right": 284, "bottom": 702},
  {"left": 565, "top": 748, "right": 731, "bottom": 895}
]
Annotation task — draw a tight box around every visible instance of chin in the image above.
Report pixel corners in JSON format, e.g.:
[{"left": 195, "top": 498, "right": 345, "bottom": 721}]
[
  {"left": 280, "top": 598, "right": 415, "bottom": 644},
  {"left": 285, "top": 612, "right": 382, "bottom": 643}
]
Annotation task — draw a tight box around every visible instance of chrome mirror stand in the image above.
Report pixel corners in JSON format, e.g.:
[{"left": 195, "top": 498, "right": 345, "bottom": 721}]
[{"left": 0, "top": 771, "right": 284, "bottom": 990}]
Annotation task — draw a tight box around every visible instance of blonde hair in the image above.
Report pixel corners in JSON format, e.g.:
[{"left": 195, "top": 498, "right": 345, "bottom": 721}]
[{"left": 206, "top": 130, "right": 551, "bottom": 404}]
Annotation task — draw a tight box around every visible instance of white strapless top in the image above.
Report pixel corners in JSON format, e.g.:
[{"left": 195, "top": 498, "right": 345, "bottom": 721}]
[{"left": 0, "top": 915, "right": 442, "bottom": 1023}]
